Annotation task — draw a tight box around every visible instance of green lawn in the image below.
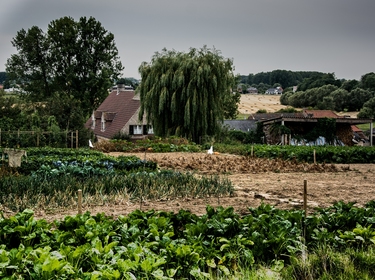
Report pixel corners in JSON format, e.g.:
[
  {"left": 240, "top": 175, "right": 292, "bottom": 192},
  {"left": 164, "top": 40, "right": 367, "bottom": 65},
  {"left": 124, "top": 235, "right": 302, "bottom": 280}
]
[{"left": 357, "top": 122, "right": 374, "bottom": 131}]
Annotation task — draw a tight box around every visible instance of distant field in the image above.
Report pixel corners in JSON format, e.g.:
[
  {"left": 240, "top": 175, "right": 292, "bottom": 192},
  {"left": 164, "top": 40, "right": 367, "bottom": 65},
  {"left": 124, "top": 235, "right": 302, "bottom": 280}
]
[
  {"left": 238, "top": 94, "right": 287, "bottom": 115},
  {"left": 238, "top": 93, "right": 360, "bottom": 117}
]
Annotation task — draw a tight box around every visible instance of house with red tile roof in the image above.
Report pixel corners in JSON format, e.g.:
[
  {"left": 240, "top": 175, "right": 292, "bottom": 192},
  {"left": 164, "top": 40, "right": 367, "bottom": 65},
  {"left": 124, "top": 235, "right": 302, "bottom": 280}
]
[{"left": 85, "top": 84, "right": 153, "bottom": 141}]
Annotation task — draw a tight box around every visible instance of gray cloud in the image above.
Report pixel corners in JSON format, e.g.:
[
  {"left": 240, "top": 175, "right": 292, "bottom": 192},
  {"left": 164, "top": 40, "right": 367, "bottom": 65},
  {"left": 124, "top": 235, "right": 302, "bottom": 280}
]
[{"left": 1, "top": 0, "right": 374, "bottom": 80}]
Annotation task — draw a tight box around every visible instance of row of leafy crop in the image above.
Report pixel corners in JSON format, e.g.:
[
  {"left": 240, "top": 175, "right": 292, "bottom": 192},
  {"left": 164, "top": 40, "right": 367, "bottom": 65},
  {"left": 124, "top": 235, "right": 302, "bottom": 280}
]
[
  {"left": 1, "top": 202, "right": 375, "bottom": 279},
  {"left": 212, "top": 143, "right": 375, "bottom": 164},
  {"left": 0, "top": 171, "right": 234, "bottom": 212},
  {"left": 0, "top": 148, "right": 157, "bottom": 176}
]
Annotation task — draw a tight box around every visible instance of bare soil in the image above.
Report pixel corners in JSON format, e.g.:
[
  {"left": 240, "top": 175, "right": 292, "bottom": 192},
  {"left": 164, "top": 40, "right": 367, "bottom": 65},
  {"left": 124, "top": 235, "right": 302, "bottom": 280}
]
[
  {"left": 31, "top": 151, "right": 375, "bottom": 221},
  {"left": 29, "top": 95, "right": 370, "bottom": 221}
]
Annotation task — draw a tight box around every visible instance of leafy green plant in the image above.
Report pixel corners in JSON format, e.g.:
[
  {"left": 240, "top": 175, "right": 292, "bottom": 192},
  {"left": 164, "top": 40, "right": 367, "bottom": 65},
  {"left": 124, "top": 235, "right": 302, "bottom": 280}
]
[{"left": 1, "top": 202, "right": 375, "bottom": 278}]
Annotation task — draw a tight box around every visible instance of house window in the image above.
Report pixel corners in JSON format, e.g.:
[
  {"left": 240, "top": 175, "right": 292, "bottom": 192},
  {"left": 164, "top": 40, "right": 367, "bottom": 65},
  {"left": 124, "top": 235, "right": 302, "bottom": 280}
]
[
  {"left": 147, "top": 126, "right": 154, "bottom": 134},
  {"left": 101, "top": 118, "right": 106, "bottom": 132},
  {"left": 101, "top": 113, "right": 106, "bottom": 131},
  {"left": 133, "top": 125, "right": 143, "bottom": 134},
  {"left": 91, "top": 113, "right": 96, "bottom": 130}
]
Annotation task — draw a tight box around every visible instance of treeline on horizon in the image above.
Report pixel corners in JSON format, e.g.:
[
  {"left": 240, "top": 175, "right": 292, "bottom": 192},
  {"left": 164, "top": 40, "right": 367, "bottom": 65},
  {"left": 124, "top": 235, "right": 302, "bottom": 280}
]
[
  {"left": 239, "top": 70, "right": 375, "bottom": 118},
  {"left": 2, "top": 69, "right": 375, "bottom": 118}
]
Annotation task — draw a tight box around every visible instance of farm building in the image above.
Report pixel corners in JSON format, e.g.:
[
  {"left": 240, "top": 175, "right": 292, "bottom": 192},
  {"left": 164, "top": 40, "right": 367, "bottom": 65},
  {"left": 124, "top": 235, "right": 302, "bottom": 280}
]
[
  {"left": 256, "top": 110, "right": 373, "bottom": 146},
  {"left": 246, "top": 87, "right": 258, "bottom": 94},
  {"left": 223, "top": 120, "right": 257, "bottom": 133}
]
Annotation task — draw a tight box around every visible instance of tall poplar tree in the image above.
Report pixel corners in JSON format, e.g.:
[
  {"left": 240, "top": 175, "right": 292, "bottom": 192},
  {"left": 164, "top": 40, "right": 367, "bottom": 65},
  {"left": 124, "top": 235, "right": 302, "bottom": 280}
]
[{"left": 138, "top": 46, "right": 238, "bottom": 143}]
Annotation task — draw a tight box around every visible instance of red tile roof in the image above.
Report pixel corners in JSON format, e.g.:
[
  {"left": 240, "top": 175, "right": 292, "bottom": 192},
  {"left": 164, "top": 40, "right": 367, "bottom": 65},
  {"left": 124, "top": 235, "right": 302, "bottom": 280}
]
[
  {"left": 85, "top": 89, "right": 140, "bottom": 139},
  {"left": 304, "top": 110, "right": 340, "bottom": 118},
  {"left": 351, "top": 125, "right": 362, "bottom": 132}
]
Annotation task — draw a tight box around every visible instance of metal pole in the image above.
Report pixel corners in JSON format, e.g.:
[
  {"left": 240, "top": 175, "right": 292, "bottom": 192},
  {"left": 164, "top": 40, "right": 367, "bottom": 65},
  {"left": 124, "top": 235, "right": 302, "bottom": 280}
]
[{"left": 370, "top": 122, "right": 373, "bottom": 147}]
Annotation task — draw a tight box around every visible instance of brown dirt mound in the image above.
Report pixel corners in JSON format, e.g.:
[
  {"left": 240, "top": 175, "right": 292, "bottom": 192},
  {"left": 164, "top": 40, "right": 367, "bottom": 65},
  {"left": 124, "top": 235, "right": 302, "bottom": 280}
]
[{"left": 141, "top": 153, "right": 338, "bottom": 174}]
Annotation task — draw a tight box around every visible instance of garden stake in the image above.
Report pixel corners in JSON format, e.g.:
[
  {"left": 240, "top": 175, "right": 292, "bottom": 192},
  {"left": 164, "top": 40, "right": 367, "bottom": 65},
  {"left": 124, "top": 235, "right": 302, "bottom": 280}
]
[
  {"left": 302, "top": 180, "right": 307, "bottom": 261},
  {"left": 78, "top": 189, "right": 82, "bottom": 215},
  {"left": 313, "top": 149, "right": 316, "bottom": 164}
]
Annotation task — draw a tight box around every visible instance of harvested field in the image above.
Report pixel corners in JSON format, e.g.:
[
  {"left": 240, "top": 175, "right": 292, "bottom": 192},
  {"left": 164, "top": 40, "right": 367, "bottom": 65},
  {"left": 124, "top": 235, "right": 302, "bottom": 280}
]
[
  {"left": 31, "top": 151, "right": 375, "bottom": 221},
  {"left": 29, "top": 94, "right": 371, "bottom": 221}
]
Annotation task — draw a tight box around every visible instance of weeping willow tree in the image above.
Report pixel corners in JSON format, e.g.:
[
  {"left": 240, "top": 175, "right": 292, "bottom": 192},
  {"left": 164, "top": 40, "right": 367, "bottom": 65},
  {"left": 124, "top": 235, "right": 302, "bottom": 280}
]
[{"left": 138, "top": 46, "right": 238, "bottom": 143}]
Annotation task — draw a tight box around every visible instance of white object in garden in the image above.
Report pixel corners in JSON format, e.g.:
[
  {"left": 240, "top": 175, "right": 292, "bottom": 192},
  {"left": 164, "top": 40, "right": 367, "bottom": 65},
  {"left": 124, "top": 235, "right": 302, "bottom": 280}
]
[
  {"left": 2, "top": 149, "right": 27, "bottom": 167},
  {"left": 207, "top": 146, "right": 213, "bottom": 154},
  {"left": 89, "top": 139, "right": 94, "bottom": 148}
]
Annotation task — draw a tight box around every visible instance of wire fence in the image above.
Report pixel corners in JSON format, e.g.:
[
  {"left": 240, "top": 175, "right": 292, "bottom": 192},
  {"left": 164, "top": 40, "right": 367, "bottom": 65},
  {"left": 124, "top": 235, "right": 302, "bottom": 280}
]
[{"left": 0, "top": 129, "right": 80, "bottom": 148}]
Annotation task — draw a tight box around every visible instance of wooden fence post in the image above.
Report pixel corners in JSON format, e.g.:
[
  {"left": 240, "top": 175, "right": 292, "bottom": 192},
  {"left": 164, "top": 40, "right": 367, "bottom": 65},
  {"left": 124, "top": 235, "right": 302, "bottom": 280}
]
[
  {"left": 304, "top": 180, "right": 307, "bottom": 217},
  {"left": 71, "top": 131, "right": 73, "bottom": 148},
  {"left": 76, "top": 130, "right": 78, "bottom": 149},
  {"left": 78, "top": 189, "right": 82, "bottom": 215},
  {"left": 313, "top": 149, "right": 316, "bottom": 164},
  {"left": 303, "top": 179, "right": 308, "bottom": 258}
]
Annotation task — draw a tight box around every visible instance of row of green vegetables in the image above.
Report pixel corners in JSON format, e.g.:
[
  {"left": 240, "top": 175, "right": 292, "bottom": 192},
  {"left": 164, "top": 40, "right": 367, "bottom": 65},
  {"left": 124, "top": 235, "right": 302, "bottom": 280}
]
[
  {"left": 1, "top": 144, "right": 375, "bottom": 167},
  {"left": 1, "top": 148, "right": 157, "bottom": 176},
  {"left": 213, "top": 143, "right": 375, "bottom": 163},
  {"left": 97, "top": 138, "right": 375, "bottom": 164},
  {"left": 0, "top": 170, "right": 234, "bottom": 212},
  {"left": 1, "top": 202, "right": 375, "bottom": 279}
]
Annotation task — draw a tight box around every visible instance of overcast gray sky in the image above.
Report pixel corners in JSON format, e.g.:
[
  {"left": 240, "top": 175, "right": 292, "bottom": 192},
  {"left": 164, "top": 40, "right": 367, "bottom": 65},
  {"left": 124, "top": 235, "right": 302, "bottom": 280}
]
[{"left": 1, "top": 0, "right": 374, "bottom": 81}]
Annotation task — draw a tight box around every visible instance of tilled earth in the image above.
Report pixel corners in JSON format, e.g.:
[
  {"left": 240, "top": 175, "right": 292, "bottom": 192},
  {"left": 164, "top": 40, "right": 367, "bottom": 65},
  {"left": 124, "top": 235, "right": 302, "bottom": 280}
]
[{"left": 31, "top": 152, "right": 375, "bottom": 221}]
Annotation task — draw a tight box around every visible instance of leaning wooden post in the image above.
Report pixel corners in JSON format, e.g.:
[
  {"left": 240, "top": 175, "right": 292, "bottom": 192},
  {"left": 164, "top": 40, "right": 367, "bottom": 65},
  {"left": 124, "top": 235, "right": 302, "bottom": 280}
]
[
  {"left": 251, "top": 145, "right": 254, "bottom": 157},
  {"left": 78, "top": 189, "right": 82, "bottom": 215},
  {"left": 303, "top": 180, "right": 308, "bottom": 242},
  {"left": 303, "top": 180, "right": 307, "bottom": 217},
  {"left": 302, "top": 179, "right": 308, "bottom": 261}
]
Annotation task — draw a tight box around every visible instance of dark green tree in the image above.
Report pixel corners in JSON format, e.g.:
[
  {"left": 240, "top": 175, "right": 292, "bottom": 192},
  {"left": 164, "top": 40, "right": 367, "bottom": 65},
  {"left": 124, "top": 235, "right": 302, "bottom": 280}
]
[
  {"left": 340, "top": 79, "right": 358, "bottom": 92},
  {"left": 6, "top": 26, "right": 52, "bottom": 99},
  {"left": 116, "top": 77, "right": 139, "bottom": 89},
  {"left": 138, "top": 46, "right": 237, "bottom": 142},
  {"left": 298, "top": 73, "right": 341, "bottom": 91},
  {"left": 357, "top": 97, "right": 375, "bottom": 118},
  {"left": 0, "top": 72, "right": 7, "bottom": 84},
  {"left": 6, "top": 16, "right": 123, "bottom": 118},
  {"left": 329, "top": 88, "right": 350, "bottom": 111},
  {"left": 347, "top": 88, "right": 374, "bottom": 111},
  {"left": 360, "top": 72, "right": 375, "bottom": 91}
]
